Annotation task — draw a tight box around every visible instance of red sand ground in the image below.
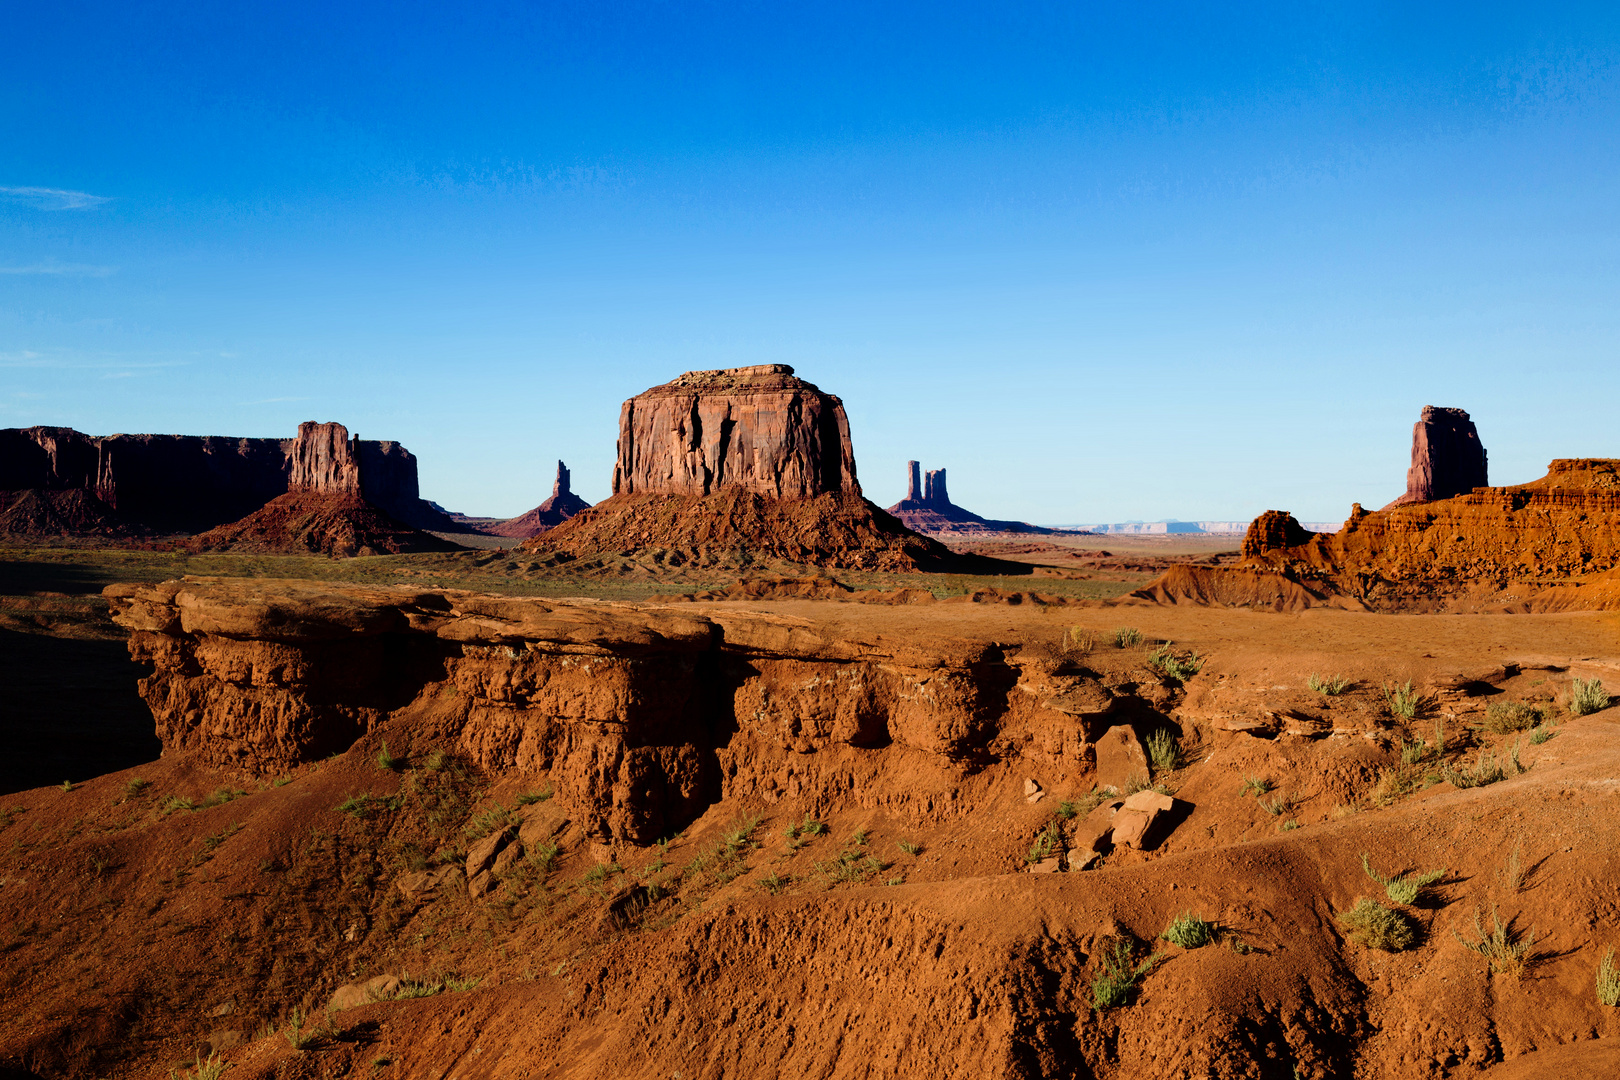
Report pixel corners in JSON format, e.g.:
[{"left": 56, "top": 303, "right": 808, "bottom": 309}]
[{"left": 1, "top": 582, "right": 1618, "bottom": 1079}]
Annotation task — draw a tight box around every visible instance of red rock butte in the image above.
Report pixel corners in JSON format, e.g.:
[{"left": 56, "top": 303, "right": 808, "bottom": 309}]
[
  {"left": 529, "top": 366, "right": 1004, "bottom": 572},
  {"left": 612, "top": 364, "right": 860, "bottom": 499}
]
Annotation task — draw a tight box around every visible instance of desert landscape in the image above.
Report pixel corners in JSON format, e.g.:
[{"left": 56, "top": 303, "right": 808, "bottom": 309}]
[
  {"left": 1, "top": 361, "right": 1617, "bottom": 1080},
  {"left": 7, "top": 7, "right": 1620, "bottom": 1079}
]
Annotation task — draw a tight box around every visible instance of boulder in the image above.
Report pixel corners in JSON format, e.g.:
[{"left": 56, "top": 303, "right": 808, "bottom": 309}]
[
  {"left": 466, "top": 825, "right": 518, "bottom": 880},
  {"left": 396, "top": 864, "right": 464, "bottom": 900},
  {"left": 328, "top": 973, "right": 402, "bottom": 1012},
  {"left": 1093, "top": 726, "right": 1150, "bottom": 791},
  {"left": 1109, "top": 809, "right": 1154, "bottom": 848}
]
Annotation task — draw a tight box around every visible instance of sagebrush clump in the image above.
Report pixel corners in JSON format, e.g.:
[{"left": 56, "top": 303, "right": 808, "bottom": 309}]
[{"left": 1338, "top": 897, "right": 1417, "bottom": 952}]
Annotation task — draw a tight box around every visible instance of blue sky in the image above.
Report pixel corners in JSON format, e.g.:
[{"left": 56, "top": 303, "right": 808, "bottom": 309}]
[{"left": 3, "top": 2, "right": 1618, "bottom": 522}]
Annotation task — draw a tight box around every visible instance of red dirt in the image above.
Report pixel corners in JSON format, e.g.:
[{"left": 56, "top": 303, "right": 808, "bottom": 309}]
[{"left": 3, "top": 579, "right": 1619, "bottom": 1078}]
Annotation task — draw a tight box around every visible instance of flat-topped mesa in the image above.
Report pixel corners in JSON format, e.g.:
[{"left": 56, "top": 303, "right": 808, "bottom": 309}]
[
  {"left": 288, "top": 421, "right": 362, "bottom": 494},
  {"left": 612, "top": 364, "right": 861, "bottom": 499},
  {"left": 1385, "top": 406, "right": 1488, "bottom": 509}
]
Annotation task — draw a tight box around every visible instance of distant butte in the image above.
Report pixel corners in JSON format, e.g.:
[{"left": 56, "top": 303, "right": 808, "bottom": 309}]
[
  {"left": 885, "top": 460, "right": 1063, "bottom": 537},
  {"left": 528, "top": 365, "right": 997, "bottom": 572},
  {"left": 487, "top": 461, "right": 593, "bottom": 538},
  {"left": 1384, "top": 405, "right": 1488, "bottom": 509}
]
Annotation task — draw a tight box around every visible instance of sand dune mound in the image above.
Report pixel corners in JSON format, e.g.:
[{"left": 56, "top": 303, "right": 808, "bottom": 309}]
[{"left": 187, "top": 491, "right": 462, "bottom": 556}]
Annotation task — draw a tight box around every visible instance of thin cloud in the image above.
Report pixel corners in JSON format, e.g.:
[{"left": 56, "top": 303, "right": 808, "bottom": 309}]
[
  {"left": 0, "top": 186, "right": 113, "bottom": 210},
  {"left": 0, "top": 261, "right": 116, "bottom": 277}
]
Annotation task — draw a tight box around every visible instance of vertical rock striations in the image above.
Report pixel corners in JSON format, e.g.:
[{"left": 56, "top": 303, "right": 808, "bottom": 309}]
[
  {"left": 288, "top": 421, "right": 363, "bottom": 494},
  {"left": 1385, "top": 406, "right": 1488, "bottom": 508},
  {"left": 612, "top": 364, "right": 861, "bottom": 499}
]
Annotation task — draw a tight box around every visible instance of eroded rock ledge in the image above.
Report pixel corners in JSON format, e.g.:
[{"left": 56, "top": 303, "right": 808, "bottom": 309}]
[{"left": 107, "top": 579, "right": 1144, "bottom": 846}]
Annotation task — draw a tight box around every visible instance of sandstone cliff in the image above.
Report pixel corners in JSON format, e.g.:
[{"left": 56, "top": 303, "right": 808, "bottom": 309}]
[
  {"left": 106, "top": 578, "right": 1130, "bottom": 845},
  {"left": 612, "top": 365, "right": 860, "bottom": 498},
  {"left": 0, "top": 421, "right": 459, "bottom": 537},
  {"left": 487, "top": 461, "right": 593, "bottom": 538},
  {"left": 1384, "top": 405, "right": 1488, "bottom": 508},
  {"left": 1142, "top": 458, "right": 1620, "bottom": 612}
]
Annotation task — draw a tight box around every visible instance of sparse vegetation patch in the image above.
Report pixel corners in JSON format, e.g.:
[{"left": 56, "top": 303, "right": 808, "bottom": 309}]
[
  {"left": 1570, "top": 678, "right": 1611, "bottom": 716},
  {"left": 1454, "top": 906, "right": 1535, "bottom": 978},
  {"left": 1308, "top": 673, "right": 1351, "bottom": 695},
  {"left": 1361, "top": 853, "right": 1445, "bottom": 905},
  {"left": 1339, "top": 897, "right": 1417, "bottom": 952},
  {"left": 1090, "top": 938, "right": 1162, "bottom": 1010},
  {"left": 1160, "top": 911, "right": 1214, "bottom": 949}
]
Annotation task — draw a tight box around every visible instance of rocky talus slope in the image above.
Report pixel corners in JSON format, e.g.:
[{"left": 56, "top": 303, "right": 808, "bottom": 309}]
[{"left": 0, "top": 580, "right": 1616, "bottom": 1077}]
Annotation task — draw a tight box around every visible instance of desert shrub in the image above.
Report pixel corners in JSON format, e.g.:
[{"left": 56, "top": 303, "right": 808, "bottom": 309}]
[
  {"left": 1145, "top": 729, "right": 1181, "bottom": 772},
  {"left": 851, "top": 828, "right": 870, "bottom": 846},
  {"left": 1113, "top": 627, "right": 1143, "bottom": 648},
  {"left": 338, "top": 793, "right": 393, "bottom": 819},
  {"left": 1499, "top": 841, "right": 1524, "bottom": 892},
  {"left": 1338, "top": 897, "right": 1417, "bottom": 952},
  {"left": 1481, "top": 701, "right": 1544, "bottom": 734},
  {"left": 1454, "top": 906, "right": 1535, "bottom": 977},
  {"left": 393, "top": 977, "right": 445, "bottom": 999},
  {"left": 375, "top": 740, "right": 400, "bottom": 771},
  {"left": 1122, "top": 773, "right": 1164, "bottom": 796},
  {"left": 897, "top": 839, "right": 923, "bottom": 856},
  {"left": 1160, "top": 911, "right": 1214, "bottom": 949},
  {"left": 283, "top": 1006, "right": 315, "bottom": 1049},
  {"left": 1529, "top": 724, "right": 1559, "bottom": 745},
  {"left": 443, "top": 974, "right": 482, "bottom": 992},
  {"left": 1257, "top": 794, "right": 1291, "bottom": 817},
  {"left": 1442, "top": 742, "right": 1528, "bottom": 789},
  {"left": 818, "top": 850, "right": 883, "bottom": 883},
  {"left": 59, "top": 780, "right": 74, "bottom": 793},
  {"left": 516, "top": 786, "right": 553, "bottom": 806},
  {"left": 1145, "top": 642, "right": 1204, "bottom": 682},
  {"left": 1027, "top": 822, "right": 1062, "bottom": 865},
  {"left": 531, "top": 840, "right": 560, "bottom": 872},
  {"left": 1361, "top": 853, "right": 1445, "bottom": 905},
  {"left": 1238, "top": 775, "right": 1272, "bottom": 797},
  {"left": 1068, "top": 787, "right": 1114, "bottom": 816},
  {"left": 1399, "top": 737, "right": 1429, "bottom": 765},
  {"left": 1278, "top": 819, "right": 1300, "bottom": 832},
  {"left": 1599, "top": 947, "right": 1620, "bottom": 1007},
  {"left": 1384, "top": 681, "right": 1425, "bottom": 720},
  {"left": 799, "top": 815, "right": 828, "bottom": 837},
  {"left": 464, "top": 803, "right": 512, "bottom": 839},
  {"left": 1570, "top": 678, "right": 1611, "bottom": 716},
  {"left": 123, "top": 777, "right": 150, "bottom": 798},
  {"left": 1308, "top": 673, "right": 1351, "bottom": 696},
  {"left": 1090, "top": 938, "right": 1161, "bottom": 1010},
  {"left": 1065, "top": 627, "right": 1096, "bottom": 655},
  {"left": 759, "top": 870, "right": 790, "bottom": 895},
  {"left": 169, "top": 1051, "right": 227, "bottom": 1080}
]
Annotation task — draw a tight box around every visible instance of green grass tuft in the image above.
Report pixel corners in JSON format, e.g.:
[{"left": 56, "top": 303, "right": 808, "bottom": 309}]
[
  {"left": 1599, "top": 947, "right": 1620, "bottom": 1007},
  {"left": 1113, "top": 627, "right": 1143, "bottom": 648},
  {"left": 1361, "top": 853, "right": 1446, "bottom": 905},
  {"left": 1454, "top": 905, "right": 1535, "bottom": 978},
  {"left": 1308, "top": 673, "right": 1351, "bottom": 695},
  {"left": 1160, "top": 911, "right": 1215, "bottom": 949},
  {"left": 1090, "top": 938, "right": 1162, "bottom": 1010},
  {"left": 1145, "top": 728, "right": 1181, "bottom": 772}
]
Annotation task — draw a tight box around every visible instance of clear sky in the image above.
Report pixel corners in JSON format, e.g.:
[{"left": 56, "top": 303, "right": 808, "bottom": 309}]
[{"left": 4, "top": 2, "right": 1618, "bottom": 523}]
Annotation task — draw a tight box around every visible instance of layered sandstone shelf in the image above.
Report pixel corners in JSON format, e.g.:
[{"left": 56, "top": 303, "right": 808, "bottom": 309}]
[
  {"left": 1144, "top": 458, "right": 1620, "bottom": 612},
  {"left": 107, "top": 578, "right": 1141, "bottom": 845}
]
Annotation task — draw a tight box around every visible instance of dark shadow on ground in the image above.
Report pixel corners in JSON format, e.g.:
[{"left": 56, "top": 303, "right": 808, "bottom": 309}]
[{"left": 0, "top": 626, "right": 159, "bottom": 795}]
